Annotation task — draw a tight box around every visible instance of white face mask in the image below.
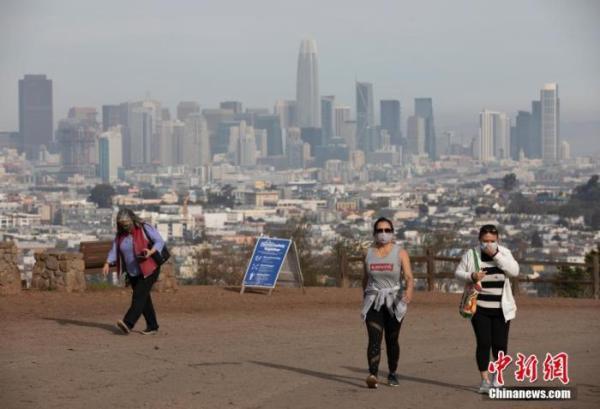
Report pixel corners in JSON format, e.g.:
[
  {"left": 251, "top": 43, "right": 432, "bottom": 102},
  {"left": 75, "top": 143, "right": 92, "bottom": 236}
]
[
  {"left": 376, "top": 232, "right": 394, "bottom": 244},
  {"left": 481, "top": 241, "right": 498, "bottom": 252}
]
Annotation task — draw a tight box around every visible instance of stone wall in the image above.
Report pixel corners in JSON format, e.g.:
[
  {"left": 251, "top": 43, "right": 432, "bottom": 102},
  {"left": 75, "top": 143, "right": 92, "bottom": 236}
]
[
  {"left": 153, "top": 260, "right": 178, "bottom": 293},
  {"left": 32, "top": 251, "right": 86, "bottom": 292},
  {"left": 0, "top": 241, "right": 21, "bottom": 295}
]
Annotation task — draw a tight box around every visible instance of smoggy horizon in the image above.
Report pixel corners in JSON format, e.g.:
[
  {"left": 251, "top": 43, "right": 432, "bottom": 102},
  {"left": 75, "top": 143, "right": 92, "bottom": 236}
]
[{"left": 1, "top": 0, "right": 599, "bottom": 132}]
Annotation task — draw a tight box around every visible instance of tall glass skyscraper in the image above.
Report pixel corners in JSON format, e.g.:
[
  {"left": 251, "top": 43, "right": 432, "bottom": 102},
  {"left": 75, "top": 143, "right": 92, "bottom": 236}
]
[
  {"left": 414, "top": 98, "right": 436, "bottom": 160},
  {"left": 255, "top": 114, "right": 283, "bottom": 156},
  {"left": 320, "top": 96, "right": 335, "bottom": 143},
  {"left": 356, "top": 82, "right": 374, "bottom": 153},
  {"left": 19, "top": 74, "right": 53, "bottom": 159},
  {"left": 296, "top": 39, "right": 320, "bottom": 128},
  {"left": 99, "top": 128, "right": 123, "bottom": 183},
  {"left": 478, "top": 110, "right": 510, "bottom": 162},
  {"left": 540, "top": 83, "right": 560, "bottom": 164},
  {"left": 380, "top": 100, "right": 402, "bottom": 147},
  {"left": 530, "top": 100, "right": 542, "bottom": 159},
  {"left": 514, "top": 111, "right": 533, "bottom": 159}
]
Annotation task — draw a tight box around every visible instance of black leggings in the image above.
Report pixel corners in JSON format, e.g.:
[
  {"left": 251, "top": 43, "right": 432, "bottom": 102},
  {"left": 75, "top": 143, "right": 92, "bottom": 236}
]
[
  {"left": 471, "top": 307, "right": 510, "bottom": 372},
  {"left": 365, "top": 306, "right": 403, "bottom": 376},
  {"left": 123, "top": 268, "right": 160, "bottom": 330}
]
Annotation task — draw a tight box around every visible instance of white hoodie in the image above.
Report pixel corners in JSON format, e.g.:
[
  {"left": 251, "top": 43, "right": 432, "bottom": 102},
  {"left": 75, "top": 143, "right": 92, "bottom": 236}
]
[{"left": 455, "top": 245, "right": 519, "bottom": 322}]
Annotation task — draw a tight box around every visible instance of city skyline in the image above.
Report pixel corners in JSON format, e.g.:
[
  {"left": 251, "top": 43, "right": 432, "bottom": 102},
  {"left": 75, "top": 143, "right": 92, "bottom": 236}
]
[{"left": 1, "top": 0, "right": 599, "bottom": 133}]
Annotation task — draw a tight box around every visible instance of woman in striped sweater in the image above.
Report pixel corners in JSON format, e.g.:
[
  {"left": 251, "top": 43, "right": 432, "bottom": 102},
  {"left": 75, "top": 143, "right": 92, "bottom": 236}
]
[{"left": 455, "top": 224, "right": 519, "bottom": 394}]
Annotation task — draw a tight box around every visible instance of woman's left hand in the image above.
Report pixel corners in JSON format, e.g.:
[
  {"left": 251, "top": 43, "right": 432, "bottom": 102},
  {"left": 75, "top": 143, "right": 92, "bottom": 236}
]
[
  {"left": 141, "top": 248, "right": 154, "bottom": 258},
  {"left": 401, "top": 291, "right": 413, "bottom": 304}
]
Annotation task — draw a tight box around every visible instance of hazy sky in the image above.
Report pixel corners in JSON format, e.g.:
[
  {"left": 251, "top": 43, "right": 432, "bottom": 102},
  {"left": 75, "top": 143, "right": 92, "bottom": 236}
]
[{"left": 1, "top": 0, "right": 599, "bottom": 132}]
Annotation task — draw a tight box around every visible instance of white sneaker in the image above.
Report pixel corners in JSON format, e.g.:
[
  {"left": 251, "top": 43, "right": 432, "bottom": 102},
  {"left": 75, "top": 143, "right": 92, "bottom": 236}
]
[
  {"left": 490, "top": 372, "right": 502, "bottom": 388},
  {"left": 478, "top": 379, "right": 491, "bottom": 394}
]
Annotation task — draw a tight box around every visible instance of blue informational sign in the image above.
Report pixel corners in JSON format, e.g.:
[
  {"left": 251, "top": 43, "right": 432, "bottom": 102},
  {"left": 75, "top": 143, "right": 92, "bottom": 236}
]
[{"left": 242, "top": 237, "right": 292, "bottom": 288}]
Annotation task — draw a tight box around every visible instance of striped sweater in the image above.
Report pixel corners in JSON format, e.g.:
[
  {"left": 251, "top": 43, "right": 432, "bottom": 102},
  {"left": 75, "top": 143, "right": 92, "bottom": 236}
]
[{"left": 477, "top": 252, "right": 505, "bottom": 309}]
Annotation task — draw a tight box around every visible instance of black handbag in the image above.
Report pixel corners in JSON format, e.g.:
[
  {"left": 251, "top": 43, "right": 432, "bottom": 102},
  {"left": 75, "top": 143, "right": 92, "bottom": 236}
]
[{"left": 142, "top": 224, "right": 170, "bottom": 266}]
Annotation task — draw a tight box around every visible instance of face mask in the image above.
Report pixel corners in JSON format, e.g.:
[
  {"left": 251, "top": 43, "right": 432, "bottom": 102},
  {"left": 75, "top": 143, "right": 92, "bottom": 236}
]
[
  {"left": 118, "top": 219, "right": 132, "bottom": 231},
  {"left": 481, "top": 242, "right": 498, "bottom": 252},
  {"left": 376, "top": 232, "right": 394, "bottom": 244}
]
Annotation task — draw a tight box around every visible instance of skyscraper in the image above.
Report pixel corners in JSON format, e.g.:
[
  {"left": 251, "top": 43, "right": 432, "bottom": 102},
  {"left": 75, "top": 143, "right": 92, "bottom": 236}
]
[
  {"left": 513, "top": 111, "right": 532, "bottom": 159},
  {"left": 334, "top": 105, "right": 351, "bottom": 137},
  {"left": 158, "top": 120, "right": 175, "bottom": 166},
  {"left": 300, "top": 127, "right": 323, "bottom": 156},
  {"left": 530, "top": 100, "right": 542, "bottom": 158},
  {"left": 19, "top": 74, "right": 53, "bottom": 159},
  {"left": 320, "top": 96, "right": 335, "bottom": 143},
  {"left": 478, "top": 110, "right": 510, "bottom": 162},
  {"left": 99, "top": 127, "right": 123, "bottom": 183},
  {"left": 407, "top": 116, "right": 425, "bottom": 155},
  {"left": 255, "top": 114, "right": 283, "bottom": 156},
  {"left": 274, "top": 100, "right": 298, "bottom": 129},
  {"left": 236, "top": 121, "right": 257, "bottom": 167},
  {"left": 220, "top": 101, "right": 243, "bottom": 114},
  {"left": 215, "top": 121, "right": 241, "bottom": 156},
  {"left": 184, "top": 113, "right": 210, "bottom": 167},
  {"left": 559, "top": 140, "right": 570, "bottom": 161},
  {"left": 177, "top": 101, "right": 200, "bottom": 122},
  {"left": 541, "top": 83, "right": 560, "bottom": 163},
  {"left": 255, "top": 129, "right": 268, "bottom": 158},
  {"left": 68, "top": 107, "right": 98, "bottom": 127},
  {"left": 414, "top": 98, "right": 436, "bottom": 160},
  {"left": 102, "top": 105, "right": 121, "bottom": 132},
  {"left": 286, "top": 128, "right": 309, "bottom": 169},
  {"left": 296, "top": 39, "right": 320, "bottom": 128},
  {"left": 56, "top": 116, "right": 98, "bottom": 178},
  {"left": 356, "top": 82, "right": 374, "bottom": 153},
  {"left": 129, "top": 106, "right": 154, "bottom": 166},
  {"left": 380, "top": 100, "right": 402, "bottom": 147}
]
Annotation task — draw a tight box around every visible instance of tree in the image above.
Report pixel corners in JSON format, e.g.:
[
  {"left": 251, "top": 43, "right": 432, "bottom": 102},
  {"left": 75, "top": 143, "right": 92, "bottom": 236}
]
[
  {"left": 266, "top": 217, "right": 320, "bottom": 285},
  {"left": 531, "top": 231, "right": 543, "bottom": 248},
  {"left": 558, "top": 175, "right": 600, "bottom": 228},
  {"left": 88, "top": 184, "right": 116, "bottom": 208},
  {"left": 555, "top": 245, "right": 599, "bottom": 298},
  {"left": 572, "top": 175, "right": 599, "bottom": 201},
  {"left": 205, "top": 184, "right": 235, "bottom": 208},
  {"left": 503, "top": 173, "right": 518, "bottom": 191}
]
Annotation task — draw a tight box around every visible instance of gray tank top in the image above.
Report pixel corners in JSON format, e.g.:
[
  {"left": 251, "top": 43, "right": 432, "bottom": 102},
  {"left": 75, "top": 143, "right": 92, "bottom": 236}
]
[{"left": 365, "top": 243, "right": 403, "bottom": 291}]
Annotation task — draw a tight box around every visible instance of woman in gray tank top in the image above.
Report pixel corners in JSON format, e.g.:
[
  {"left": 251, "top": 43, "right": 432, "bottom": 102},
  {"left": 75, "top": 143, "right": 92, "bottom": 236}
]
[{"left": 362, "top": 217, "right": 414, "bottom": 389}]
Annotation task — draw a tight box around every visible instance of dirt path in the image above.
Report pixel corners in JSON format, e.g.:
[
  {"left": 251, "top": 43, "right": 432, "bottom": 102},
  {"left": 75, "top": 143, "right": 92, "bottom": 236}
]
[{"left": 1, "top": 288, "right": 599, "bottom": 409}]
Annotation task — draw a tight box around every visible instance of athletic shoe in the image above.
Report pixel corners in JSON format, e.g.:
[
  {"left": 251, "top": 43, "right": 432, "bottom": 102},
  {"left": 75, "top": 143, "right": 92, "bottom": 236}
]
[
  {"left": 116, "top": 319, "right": 130, "bottom": 334},
  {"left": 366, "top": 374, "right": 378, "bottom": 389},
  {"left": 141, "top": 328, "right": 158, "bottom": 335},
  {"left": 387, "top": 373, "right": 399, "bottom": 387},
  {"left": 478, "top": 379, "right": 491, "bottom": 394},
  {"left": 490, "top": 372, "right": 502, "bottom": 388}
]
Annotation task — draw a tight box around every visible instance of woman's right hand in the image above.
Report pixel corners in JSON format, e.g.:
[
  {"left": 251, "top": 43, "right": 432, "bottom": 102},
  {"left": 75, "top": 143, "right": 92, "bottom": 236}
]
[
  {"left": 471, "top": 271, "right": 486, "bottom": 281},
  {"left": 102, "top": 263, "right": 110, "bottom": 278}
]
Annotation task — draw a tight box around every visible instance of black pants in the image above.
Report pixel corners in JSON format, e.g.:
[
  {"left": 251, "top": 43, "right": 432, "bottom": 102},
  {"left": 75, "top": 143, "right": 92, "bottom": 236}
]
[
  {"left": 123, "top": 268, "right": 160, "bottom": 330},
  {"left": 471, "top": 307, "right": 510, "bottom": 372},
  {"left": 365, "top": 306, "right": 403, "bottom": 376}
]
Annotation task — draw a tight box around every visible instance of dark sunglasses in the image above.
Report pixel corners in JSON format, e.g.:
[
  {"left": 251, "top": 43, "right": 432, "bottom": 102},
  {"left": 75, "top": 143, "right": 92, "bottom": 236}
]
[{"left": 375, "top": 228, "right": 393, "bottom": 233}]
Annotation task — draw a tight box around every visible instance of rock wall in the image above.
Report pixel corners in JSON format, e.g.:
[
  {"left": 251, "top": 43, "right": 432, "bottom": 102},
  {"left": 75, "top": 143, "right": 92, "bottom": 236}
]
[
  {"left": 153, "top": 261, "right": 178, "bottom": 293},
  {"left": 32, "top": 251, "right": 86, "bottom": 292},
  {"left": 0, "top": 241, "right": 22, "bottom": 295}
]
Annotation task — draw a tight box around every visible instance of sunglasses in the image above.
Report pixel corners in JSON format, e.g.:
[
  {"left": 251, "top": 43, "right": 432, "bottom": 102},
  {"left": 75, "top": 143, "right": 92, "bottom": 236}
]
[{"left": 375, "top": 228, "right": 393, "bottom": 233}]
